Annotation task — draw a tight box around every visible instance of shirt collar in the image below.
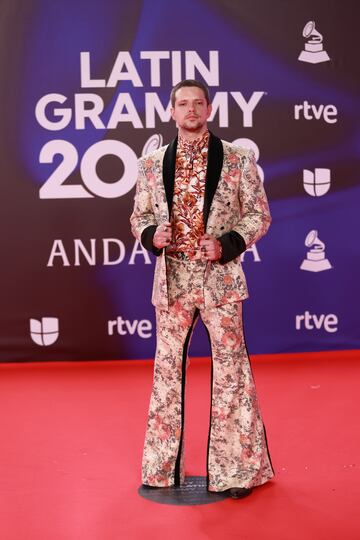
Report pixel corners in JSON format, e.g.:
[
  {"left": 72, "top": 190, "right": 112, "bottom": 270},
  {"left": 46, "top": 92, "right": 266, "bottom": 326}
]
[{"left": 178, "top": 130, "right": 209, "bottom": 154}]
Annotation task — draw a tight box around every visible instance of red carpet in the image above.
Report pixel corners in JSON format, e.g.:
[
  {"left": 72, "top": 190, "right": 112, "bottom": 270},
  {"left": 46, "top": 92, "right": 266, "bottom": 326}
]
[{"left": 0, "top": 350, "right": 359, "bottom": 540}]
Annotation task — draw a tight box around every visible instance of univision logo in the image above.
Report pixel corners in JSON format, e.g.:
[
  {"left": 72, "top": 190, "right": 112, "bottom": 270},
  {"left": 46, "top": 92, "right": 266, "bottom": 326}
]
[
  {"left": 30, "top": 317, "right": 59, "bottom": 346},
  {"left": 303, "top": 168, "right": 331, "bottom": 196}
]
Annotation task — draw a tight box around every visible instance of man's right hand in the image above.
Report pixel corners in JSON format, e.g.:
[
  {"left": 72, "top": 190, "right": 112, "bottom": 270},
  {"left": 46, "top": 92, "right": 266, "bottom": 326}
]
[{"left": 153, "top": 221, "right": 172, "bottom": 249}]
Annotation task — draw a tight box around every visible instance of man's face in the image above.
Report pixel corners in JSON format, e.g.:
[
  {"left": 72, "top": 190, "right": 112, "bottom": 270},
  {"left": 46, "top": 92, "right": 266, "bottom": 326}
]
[{"left": 171, "top": 86, "right": 212, "bottom": 133}]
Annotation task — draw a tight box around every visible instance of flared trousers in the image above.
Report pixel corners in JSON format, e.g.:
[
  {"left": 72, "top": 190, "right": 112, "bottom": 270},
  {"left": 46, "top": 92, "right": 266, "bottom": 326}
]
[{"left": 142, "top": 257, "right": 274, "bottom": 491}]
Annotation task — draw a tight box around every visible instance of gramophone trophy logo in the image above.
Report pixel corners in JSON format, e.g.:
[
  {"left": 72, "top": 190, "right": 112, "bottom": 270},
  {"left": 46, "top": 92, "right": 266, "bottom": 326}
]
[
  {"left": 300, "top": 230, "right": 332, "bottom": 272},
  {"left": 298, "top": 21, "right": 330, "bottom": 64}
]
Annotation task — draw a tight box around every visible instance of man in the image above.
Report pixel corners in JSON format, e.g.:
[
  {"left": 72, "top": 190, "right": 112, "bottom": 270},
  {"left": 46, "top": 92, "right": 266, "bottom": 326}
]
[{"left": 130, "top": 79, "right": 274, "bottom": 499}]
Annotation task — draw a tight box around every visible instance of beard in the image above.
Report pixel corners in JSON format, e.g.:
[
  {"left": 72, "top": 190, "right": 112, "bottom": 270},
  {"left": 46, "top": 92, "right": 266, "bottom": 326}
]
[{"left": 180, "top": 117, "right": 205, "bottom": 132}]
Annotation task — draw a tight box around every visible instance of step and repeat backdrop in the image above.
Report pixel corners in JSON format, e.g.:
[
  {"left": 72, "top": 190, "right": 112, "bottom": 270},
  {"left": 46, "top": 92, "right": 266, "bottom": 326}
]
[{"left": 0, "top": 0, "right": 359, "bottom": 361}]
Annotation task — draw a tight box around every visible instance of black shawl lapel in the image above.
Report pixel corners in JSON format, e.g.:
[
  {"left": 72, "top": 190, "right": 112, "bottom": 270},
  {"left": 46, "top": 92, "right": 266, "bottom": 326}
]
[
  {"left": 162, "top": 135, "right": 178, "bottom": 217},
  {"left": 203, "top": 132, "right": 224, "bottom": 226},
  {"left": 162, "top": 131, "right": 223, "bottom": 224}
]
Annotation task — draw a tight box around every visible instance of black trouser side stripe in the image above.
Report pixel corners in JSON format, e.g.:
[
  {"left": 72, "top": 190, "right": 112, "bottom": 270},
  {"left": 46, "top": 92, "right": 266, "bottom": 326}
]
[
  {"left": 241, "top": 309, "right": 275, "bottom": 475},
  {"left": 201, "top": 322, "right": 214, "bottom": 491},
  {"left": 174, "top": 309, "right": 199, "bottom": 486}
]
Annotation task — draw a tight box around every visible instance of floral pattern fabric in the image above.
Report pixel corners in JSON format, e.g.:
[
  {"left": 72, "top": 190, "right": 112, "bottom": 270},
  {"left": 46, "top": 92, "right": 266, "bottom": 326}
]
[
  {"left": 142, "top": 258, "right": 274, "bottom": 491},
  {"left": 131, "top": 135, "right": 274, "bottom": 491},
  {"left": 167, "top": 131, "right": 209, "bottom": 258},
  {"left": 130, "top": 140, "right": 271, "bottom": 309}
]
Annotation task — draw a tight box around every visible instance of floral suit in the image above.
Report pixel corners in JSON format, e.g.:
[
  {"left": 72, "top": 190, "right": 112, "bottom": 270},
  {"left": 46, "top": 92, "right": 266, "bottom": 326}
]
[{"left": 130, "top": 132, "right": 274, "bottom": 491}]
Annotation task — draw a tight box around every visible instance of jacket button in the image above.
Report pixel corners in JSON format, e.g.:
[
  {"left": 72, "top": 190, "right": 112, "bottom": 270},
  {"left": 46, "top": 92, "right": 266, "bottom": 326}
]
[
  {"left": 226, "top": 201, "right": 230, "bottom": 206},
  {"left": 220, "top": 226, "right": 225, "bottom": 230},
  {"left": 155, "top": 203, "right": 159, "bottom": 207}
]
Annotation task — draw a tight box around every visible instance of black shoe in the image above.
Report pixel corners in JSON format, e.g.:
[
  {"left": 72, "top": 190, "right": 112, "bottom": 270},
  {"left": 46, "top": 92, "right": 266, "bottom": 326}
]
[
  {"left": 141, "top": 484, "right": 163, "bottom": 489},
  {"left": 229, "top": 487, "right": 252, "bottom": 499}
]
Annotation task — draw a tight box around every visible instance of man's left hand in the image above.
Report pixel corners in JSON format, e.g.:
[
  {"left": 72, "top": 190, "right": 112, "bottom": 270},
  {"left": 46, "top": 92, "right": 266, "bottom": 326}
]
[{"left": 199, "top": 234, "right": 222, "bottom": 261}]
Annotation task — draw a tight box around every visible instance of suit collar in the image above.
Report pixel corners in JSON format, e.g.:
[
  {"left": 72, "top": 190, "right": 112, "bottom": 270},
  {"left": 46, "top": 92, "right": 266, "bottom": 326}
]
[
  {"left": 204, "top": 132, "right": 223, "bottom": 225},
  {"left": 162, "top": 131, "right": 224, "bottom": 226},
  {"left": 163, "top": 135, "right": 177, "bottom": 217}
]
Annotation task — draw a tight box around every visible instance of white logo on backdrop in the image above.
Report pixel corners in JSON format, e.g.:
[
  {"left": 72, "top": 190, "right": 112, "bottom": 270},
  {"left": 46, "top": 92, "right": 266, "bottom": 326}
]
[
  {"left": 36, "top": 50, "right": 268, "bottom": 200},
  {"left": 108, "top": 316, "right": 152, "bottom": 339},
  {"left": 30, "top": 317, "right": 59, "bottom": 346},
  {"left": 300, "top": 230, "right": 332, "bottom": 272},
  {"left": 39, "top": 139, "right": 138, "bottom": 200},
  {"left": 295, "top": 311, "right": 338, "bottom": 333},
  {"left": 47, "top": 238, "right": 152, "bottom": 267},
  {"left": 142, "top": 133, "right": 163, "bottom": 156},
  {"left": 232, "top": 138, "right": 264, "bottom": 182},
  {"left": 303, "top": 168, "right": 331, "bottom": 196},
  {"left": 46, "top": 237, "right": 263, "bottom": 266},
  {"left": 298, "top": 21, "right": 330, "bottom": 64},
  {"left": 240, "top": 244, "right": 261, "bottom": 262},
  {"left": 294, "top": 101, "right": 337, "bottom": 123}
]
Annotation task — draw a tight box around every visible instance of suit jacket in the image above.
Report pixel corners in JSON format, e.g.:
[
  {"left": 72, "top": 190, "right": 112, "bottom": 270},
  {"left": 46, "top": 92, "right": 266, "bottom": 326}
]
[{"left": 130, "top": 132, "right": 271, "bottom": 308}]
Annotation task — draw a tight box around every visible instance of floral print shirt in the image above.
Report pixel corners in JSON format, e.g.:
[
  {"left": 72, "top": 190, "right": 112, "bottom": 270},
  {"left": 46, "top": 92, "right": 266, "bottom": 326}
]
[{"left": 167, "top": 130, "right": 209, "bottom": 259}]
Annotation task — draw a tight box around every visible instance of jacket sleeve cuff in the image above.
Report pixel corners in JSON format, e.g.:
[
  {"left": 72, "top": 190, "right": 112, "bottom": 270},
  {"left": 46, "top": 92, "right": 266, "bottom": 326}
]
[
  {"left": 218, "top": 231, "right": 246, "bottom": 264},
  {"left": 141, "top": 225, "right": 163, "bottom": 256}
]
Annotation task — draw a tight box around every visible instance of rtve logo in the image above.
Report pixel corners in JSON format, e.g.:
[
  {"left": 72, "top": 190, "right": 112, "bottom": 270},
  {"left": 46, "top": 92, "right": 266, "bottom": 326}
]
[
  {"left": 30, "top": 317, "right": 59, "bottom": 345},
  {"left": 108, "top": 316, "right": 152, "bottom": 339},
  {"left": 294, "top": 101, "right": 337, "bottom": 124},
  {"left": 295, "top": 311, "right": 338, "bottom": 333}
]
